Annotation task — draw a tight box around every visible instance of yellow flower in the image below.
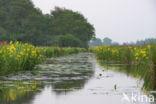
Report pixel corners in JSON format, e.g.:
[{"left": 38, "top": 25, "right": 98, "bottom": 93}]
[
  {"left": 147, "top": 45, "right": 151, "bottom": 49},
  {"left": 10, "top": 41, "right": 13, "bottom": 45},
  {"left": 135, "top": 53, "right": 139, "bottom": 56},
  {"left": 136, "top": 57, "right": 139, "bottom": 60},
  {"left": 31, "top": 51, "right": 37, "bottom": 56},
  {"left": 143, "top": 54, "right": 146, "bottom": 57},
  {"left": 4, "top": 50, "right": 6, "bottom": 54},
  {"left": 20, "top": 52, "right": 24, "bottom": 55},
  {"left": 140, "top": 50, "right": 146, "bottom": 54},
  {"left": 15, "top": 41, "right": 19, "bottom": 45},
  {"left": 25, "top": 53, "right": 28, "bottom": 56}
]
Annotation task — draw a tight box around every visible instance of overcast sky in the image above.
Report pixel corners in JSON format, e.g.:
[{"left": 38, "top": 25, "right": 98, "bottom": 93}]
[{"left": 32, "top": 0, "right": 156, "bottom": 43}]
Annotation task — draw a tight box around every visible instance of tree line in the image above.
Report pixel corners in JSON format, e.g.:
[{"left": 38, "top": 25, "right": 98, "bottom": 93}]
[
  {"left": 0, "top": 0, "right": 95, "bottom": 47},
  {"left": 89, "top": 37, "right": 156, "bottom": 46},
  {"left": 89, "top": 37, "right": 119, "bottom": 46}
]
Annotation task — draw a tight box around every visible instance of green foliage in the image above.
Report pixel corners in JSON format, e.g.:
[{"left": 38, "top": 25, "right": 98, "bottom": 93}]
[
  {"left": 50, "top": 7, "right": 95, "bottom": 47},
  {"left": 0, "top": 41, "right": 86, "bottom": 75},
  {"left": 0, "top": 41, "right": 42, "bottom": 75},
  {"left": 150, "top": 44, "right": 156, "bottom": 65},
  {"left": 0, "top": 0, "right": 95, "bottom": 47},
  {"left": 93, "top": 45, "right": 152, "bottom": 64},
  {"left": 39, "top": 47, "right": 86, "bottom": 58},
  {"left": 53, "top": 34, "right": 82, "bottom": 47}
]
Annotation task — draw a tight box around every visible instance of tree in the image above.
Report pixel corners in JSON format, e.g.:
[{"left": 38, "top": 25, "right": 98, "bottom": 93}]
[
  {"left": 0, "top": 0, "right": 46, "bottom": 44},
  {"left": 103, "top": 37, "right": 112, "bottom": 45},
  {"left": 89, "top": 38, "right": 103, "bottom": 46},
  {"left": 52, "top": 34, "right": 82, "bottom": 47},
  {"left": 50, "top": 7, "right": 95, "bottom": 47},
  {"left": 112, "top": 42, "right": 119, "bottom": 46},
  {"left": 0, "top": 1, "right": 95, "bottom": 47}
]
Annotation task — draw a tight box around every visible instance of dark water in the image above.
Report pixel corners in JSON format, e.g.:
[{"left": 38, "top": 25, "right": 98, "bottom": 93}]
[{"left": 0, "top": 53, "right": 155, "bottom": 104}]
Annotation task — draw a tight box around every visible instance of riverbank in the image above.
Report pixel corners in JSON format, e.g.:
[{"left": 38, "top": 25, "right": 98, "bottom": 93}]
[
  {"left": 92, "top": 44, "right": 156, "bottom": 91},
  {"left": 0, "top": 41, "right": 86, "bottom": 75}
]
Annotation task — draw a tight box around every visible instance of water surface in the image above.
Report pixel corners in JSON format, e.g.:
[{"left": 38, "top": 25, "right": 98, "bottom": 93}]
[{"left": 0, "top": 53, "right": 154, "bottom": 104}]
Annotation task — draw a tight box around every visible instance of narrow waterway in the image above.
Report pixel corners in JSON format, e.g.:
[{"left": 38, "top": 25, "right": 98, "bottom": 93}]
[{"left": 0, "top": 53, "right": 154, "bottom": 104}]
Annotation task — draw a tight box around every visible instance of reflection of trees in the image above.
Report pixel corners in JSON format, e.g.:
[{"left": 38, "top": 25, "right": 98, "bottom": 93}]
[
  {"left": 51, "top": 79, "right": 88, "bottom": 94},
  {"left": 0, "top": 80, "right": 43, "bottom": 104},
  {"left": 51, "top": 68, "right": 94, "bottom": 94}
]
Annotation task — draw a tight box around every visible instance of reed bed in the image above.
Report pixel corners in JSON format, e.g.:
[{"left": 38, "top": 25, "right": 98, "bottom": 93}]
[
  {"left": 0, "top": 41, "right": 86, "bottom": 75},
  {"left": 93, "top": 45, "right": 153, "bottom": 65}
]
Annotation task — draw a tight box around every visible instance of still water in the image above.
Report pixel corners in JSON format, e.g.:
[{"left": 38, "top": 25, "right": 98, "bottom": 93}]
[{"left": 0, "top": 53, "right": 155, "bottom": 104}]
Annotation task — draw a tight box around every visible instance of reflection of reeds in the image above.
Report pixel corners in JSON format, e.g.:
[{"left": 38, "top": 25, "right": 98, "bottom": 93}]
[
  {"left": 93, "top": 44, "right": 156, "bottom": 91},
  {"left": 0, "top": 80, "right": 42, "bottom": 103},
  {"left": 99, "top": 62, "right": 154, "bottom": 92}
]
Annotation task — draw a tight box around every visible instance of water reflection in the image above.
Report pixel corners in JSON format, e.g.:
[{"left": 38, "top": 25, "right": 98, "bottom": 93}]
[
  {"left": 0, "top": 53, "right": 95, "bottom": 104},
  {"left": 98, "top": 62, "right": 155, "bottom": 91},
  {"left": 0, "top": 80, "right": 43, "bottom": 104},
  {"left": 0, "top": 53, "right": 155, "bottom": 104},
  {"left": 98, "top": 60, "right": 156, "bottom": 99}
]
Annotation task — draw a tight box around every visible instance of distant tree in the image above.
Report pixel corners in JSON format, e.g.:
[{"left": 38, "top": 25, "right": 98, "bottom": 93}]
[
  {"left": 103, "top": 37, "right": 112, "bottom": 45},
  {"left": 112, "top": 42, "right": 119, "bottom": 46},
  {"left": 135, "top": 38, "right": 156, "bottom": 45},
  {"left": 89, "top": 38, "right": 103, "bottom": 46}
]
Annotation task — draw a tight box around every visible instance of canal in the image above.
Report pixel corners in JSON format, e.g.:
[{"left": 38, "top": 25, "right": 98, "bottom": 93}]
[{"left": 0, "top": 53, "right": 155, "bottom": 104}]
